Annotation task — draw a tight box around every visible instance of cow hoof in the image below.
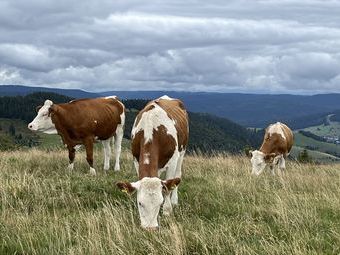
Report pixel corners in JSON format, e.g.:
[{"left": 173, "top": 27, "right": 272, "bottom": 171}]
[
  {"left": 89, "top": 168, "right": 96, "bottom": 175},
  {"left": 163, "top": 210, "right": 171, "bottom": 216},
  {"left": 67, "top": 163, "right": 74, "bottom": 171},
  {"left": 114, "top": 166, "right": 120, "bottom": 171},
  {"left": 171, "top": 201, "right": 178, "bottom": 206}
]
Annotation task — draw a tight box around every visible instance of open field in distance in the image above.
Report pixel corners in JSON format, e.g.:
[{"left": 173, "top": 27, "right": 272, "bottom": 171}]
[
  {"left": 304, "top": 122, "right": 340, "bottom": 138},
  {"left": 290, "top": 146, "right": 340, "bottom": 164}
]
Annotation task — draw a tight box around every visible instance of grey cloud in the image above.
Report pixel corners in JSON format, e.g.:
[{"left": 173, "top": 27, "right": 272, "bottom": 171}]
[{"left": 0, "top": 0, "right": 340, "bottom": 94}]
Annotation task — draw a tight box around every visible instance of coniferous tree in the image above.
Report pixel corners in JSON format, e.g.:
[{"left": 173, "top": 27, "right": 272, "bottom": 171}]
[
  {"left": 298, "top": 149, "right": 312, "bottom": 163},
  {"left": 8, "top": 123, "right": 16, "bottom": 136}
]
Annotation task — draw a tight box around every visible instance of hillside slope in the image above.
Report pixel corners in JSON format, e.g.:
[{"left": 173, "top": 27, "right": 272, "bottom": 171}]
[
  {"left": 0, "top": 93, "right": 262, "bottom": 153},
  {"left": 0, "top": 85, "right": 97, "bottom": 98},
  {"left": 293, "top": 132, "right": 340, "bottom": 158},
  {"left": 2, "top": 85, "right": 340, "bottom": 127}
]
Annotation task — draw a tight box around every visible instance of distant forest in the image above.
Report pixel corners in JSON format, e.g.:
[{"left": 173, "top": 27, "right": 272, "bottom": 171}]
[
  {"left": 0, "top": 92, "right": 263, "bottom": 153},
  {"left": 331, "top": 111, "right": 340, "bottom": 122},
  {"left": 285, "top": 111, "right": 340, "bottom": 130}
]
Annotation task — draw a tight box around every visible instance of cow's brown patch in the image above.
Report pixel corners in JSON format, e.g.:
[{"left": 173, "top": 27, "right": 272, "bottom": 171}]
[
  {"left": 48, "top": 97, "right": 125, "bottom": 168},
  {"left": 260, "top": 123, "right": 293, "bottom": 158},
  {"left": 116, "top": 182, "right": 136, "bottom": 194},
  {"left": 155, "top": 99, "right": 189, "bottom": 151},
  {"left": 264, "top": 153, "right": 277, "bottom": 163},
  {"left": 131, "top": 98, "right": 189, "bottom": 180},
  {"left": 132, "top": 125, "right": 177, "bottom": 179},
  {"left": 162, "top": 178, "right": 181, "bottom": 194}
]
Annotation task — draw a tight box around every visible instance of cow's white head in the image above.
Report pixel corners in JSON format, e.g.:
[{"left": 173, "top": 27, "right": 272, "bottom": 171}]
[
  {"left": 249, "top": 150, "right": 267, "bottom": 175},
  {"left": 117, "top": 177, "right": 180, "bottom": 230},
  {"left": 249, "top": 150, "right": 281, "bottom": 175},
  {"left": 28, "top": 100, "right": 57, "bottom": 134}
]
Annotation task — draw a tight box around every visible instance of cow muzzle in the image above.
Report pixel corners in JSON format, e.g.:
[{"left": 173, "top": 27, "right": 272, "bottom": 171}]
[
  {"left": 28, "top": 123, "right": 36, "bottom": 131},
  {"left": 143, "top": 226, "right": 159, "bottom": 231}
]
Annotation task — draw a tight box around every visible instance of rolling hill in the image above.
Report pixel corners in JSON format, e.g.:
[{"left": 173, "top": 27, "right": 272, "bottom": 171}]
[
  {"left": 291, "top": 114, "right": 340, "bottom": 162},
  {"left": 0, "top": 92, "right": 263, "bottom": 153},
  {"left": 0, "top": 85, "right": 97, "bottom": 98},
  {"left": 290, "top": 146, "right": 340, "bottom": 163},
  {"left": 2, "top": 85, "right": 340, "bottom": 128}
]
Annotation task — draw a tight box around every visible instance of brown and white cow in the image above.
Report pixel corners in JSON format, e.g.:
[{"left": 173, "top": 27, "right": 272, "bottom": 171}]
[
  {"left": 117, "top": 95, "right": 189, "bottom": 230},
  {"left": 28, "top": 96, "right": 125, "bottom": 175},
  {"left": 249, "top": 122, "right": 293, "bottom": 175}
]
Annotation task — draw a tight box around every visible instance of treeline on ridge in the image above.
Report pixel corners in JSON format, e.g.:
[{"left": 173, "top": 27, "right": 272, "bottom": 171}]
[
  {"left": 285, "top": 111, "right": 340, "bottom": 130},
  {"left": 0, "top": 92, "right": 263, "bottom": 153}
]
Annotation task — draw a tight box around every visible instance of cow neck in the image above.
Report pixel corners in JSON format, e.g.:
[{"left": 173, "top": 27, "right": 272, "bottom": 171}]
[
  {"left": 138, "top": 142, "right": 159, "bottom": 180},
  {"left": 259, "top": 146, "right": 271, "bottom": 155},
  {"left": 51, "top": 105, "right": 77, "bottom": 147},
  {"left": 260, "top": 132, "right": 286, "bottom": 156}
]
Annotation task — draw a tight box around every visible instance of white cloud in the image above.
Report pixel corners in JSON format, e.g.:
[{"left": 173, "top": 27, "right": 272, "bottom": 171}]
[
  {"left": 0, "top": 0, "right": 340, "bottom": 93},
  {"left": 0, "top": 68, "right": 26, "bottom": 84}
]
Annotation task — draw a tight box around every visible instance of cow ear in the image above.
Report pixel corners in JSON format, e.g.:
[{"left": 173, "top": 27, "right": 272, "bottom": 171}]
[
  {"left": 44, "top": 100, "right": 53, "bottom": 106},
  {"left": 162, "top": 178, "right": 181, "bottom": 193},
  {"left": 264, "top": 153, "right": 276, "bottom": 163},
  {"left": 48, "top": 105, "right": 58, "bottom": 115},
  {"left": 273, "top": 154, "right": 282, "bottom": 165},
  {"left": 116, "top": 182, "right": 137, "bottom": 194},
  {"left": 35, "top": 105, "right": 42, "bottom": 113},
  {"left": 246, "top": 150, "right": 253, "bottom": 157}
]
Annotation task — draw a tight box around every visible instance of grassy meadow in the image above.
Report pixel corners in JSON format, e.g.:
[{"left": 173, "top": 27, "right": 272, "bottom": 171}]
[
  {"left": 304, "top": 122, "right": 340, "bottom": 138},
  {"left": 290, "top": 146, "right": 340, "bottom": 164},
  {"left": 1, "top": 148, "right": 340, "bottom": 255},
  {"left": 294, "top": 132, "right": 340, "bottom": 161}
]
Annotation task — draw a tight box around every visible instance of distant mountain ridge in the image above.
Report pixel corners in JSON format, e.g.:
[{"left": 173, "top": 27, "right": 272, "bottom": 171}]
[
  {"left": 0, "top": 85, "right": 98, "bottom": 98},
  {"left": 0, "top": 92, "right": 262, "bottom": 152},
  {"left": 2, "top": 85, "right": 340, "bottom": 128}
]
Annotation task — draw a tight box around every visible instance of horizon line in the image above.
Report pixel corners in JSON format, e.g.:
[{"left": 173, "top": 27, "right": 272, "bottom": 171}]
[{"left": 1, "top": 84, "right": 340, "bottom": 97}]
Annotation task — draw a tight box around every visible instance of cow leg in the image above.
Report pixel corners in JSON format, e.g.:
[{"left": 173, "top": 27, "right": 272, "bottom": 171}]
[
  {"left": 270, "top": 165, "right": 275, "bottom": 175},
  {"left": 163, "top": 150, "right": 180, "bottom": 216},
  {"left": 171, "top": 150, "right": 185, "bottom": 206},
  {"left": 133, "top": 157, "right": 139, "bottom": 175},
  {"left": 84, "top": 138, "right": 96, "bottom": 175},
  {"left": 279, "top": 157, "right": 286, "bottom": 175},
  {"left": 114, "top": 124, "right": 124, "bottom": 171},
  {"left": 102, "top": 138, "right": 112, "bottom": 171},
  {"left": 67, "top": 146, "right": 76, "bottom": 171},
  {"left": 163, "top": 193, "right": 173, "bottom": 216},
  {"left": 256, "top": 166, "right": 266, "bottom": 176}
]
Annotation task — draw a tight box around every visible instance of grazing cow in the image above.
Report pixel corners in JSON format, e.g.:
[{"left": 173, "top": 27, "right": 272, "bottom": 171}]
[
  {"left": 117, "top": 95, "right": 189, "bottom": 230},
  {"left": 249, "top": 122, "right": 293, "bottom": 175},
  {"left": 28, "top": 96, "right": 125, "bottom": 175}
]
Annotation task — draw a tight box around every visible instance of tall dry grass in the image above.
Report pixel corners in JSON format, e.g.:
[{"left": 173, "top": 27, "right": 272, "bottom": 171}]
[{"left": 0, "top": 149, "right": 340, "bottom": 254}]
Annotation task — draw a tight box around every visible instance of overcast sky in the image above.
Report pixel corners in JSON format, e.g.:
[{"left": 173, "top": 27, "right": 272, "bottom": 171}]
[{"left": 0, "top": 0, "right": 340, "bottom": 94}]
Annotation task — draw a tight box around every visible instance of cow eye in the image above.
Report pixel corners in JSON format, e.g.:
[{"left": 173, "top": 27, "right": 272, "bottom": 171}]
[{"left": 138, "top": 202, "right": 144, "bottom": 208}]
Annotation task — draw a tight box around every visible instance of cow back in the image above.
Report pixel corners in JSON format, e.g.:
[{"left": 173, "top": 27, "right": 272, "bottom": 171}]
[
  {"left": 132, "top": 97, "right": 189, "bottom": 178},
  {"left": 51, "top": 98, "right": 124, "bottom": 141},
  {"left": 260, "top": 122, "right": 293, "bottom": 156},
  {"left": 155, "top": 99, "right": 189, "bottom": 151}
]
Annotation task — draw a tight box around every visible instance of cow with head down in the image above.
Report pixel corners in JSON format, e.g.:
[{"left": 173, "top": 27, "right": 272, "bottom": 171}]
[
  {"left": 249, "top": 122, "right": 293, "bottom": 175},
  {"left": 117, "top": 95, "right": 189, "bottom": 230},
  {"left": 28, "top": 96, "right": 125, "bottom": 175}
]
